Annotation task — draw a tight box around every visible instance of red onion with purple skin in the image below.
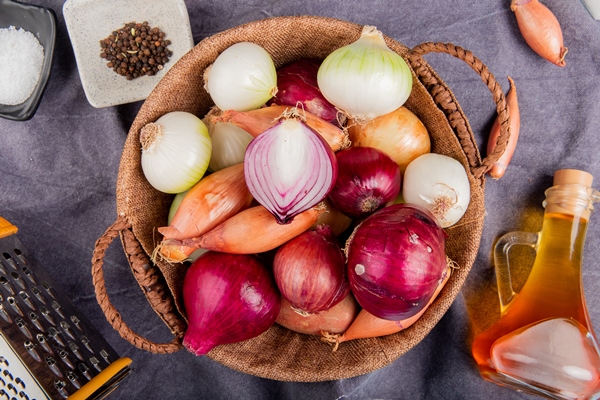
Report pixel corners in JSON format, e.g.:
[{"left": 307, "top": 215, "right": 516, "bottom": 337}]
[
  {"left": 182, "top": 251, "right": 281, "bottom": 356},
  {"left": 268, "top": 58, "right": 340, "bottom": 126},
  {"left": 328, "top": 146, "right": 401, "bottom": 219},
  {"left": 273, "top": 224, "right": 349, "bottom": 314},
  {"left": 346, "top": 203, "right": 447, "bottom": 321}
]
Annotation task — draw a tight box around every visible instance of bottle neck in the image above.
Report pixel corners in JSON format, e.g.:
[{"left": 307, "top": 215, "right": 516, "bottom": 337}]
[{"left": 543, "top": 184, "right": 598, "bottom": 222}]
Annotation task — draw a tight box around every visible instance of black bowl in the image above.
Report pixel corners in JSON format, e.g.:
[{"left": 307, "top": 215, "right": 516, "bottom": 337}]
[{"left": 0, "top": 0, "right": 56, "bottom": 121}]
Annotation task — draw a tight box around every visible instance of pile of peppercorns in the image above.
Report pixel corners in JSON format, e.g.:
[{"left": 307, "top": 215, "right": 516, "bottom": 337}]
[{"left": 99, "top": 21, "right": 173, "bottom": 80}]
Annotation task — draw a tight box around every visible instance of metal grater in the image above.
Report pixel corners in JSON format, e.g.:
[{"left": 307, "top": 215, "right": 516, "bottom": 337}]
[{"left": 0, "top": 216, "right": 132, "bottom": 400}]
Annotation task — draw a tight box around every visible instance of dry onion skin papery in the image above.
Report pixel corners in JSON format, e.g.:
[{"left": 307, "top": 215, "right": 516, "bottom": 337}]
[{"left": 140, "top": 111, "right": 212, "bottom": 194}]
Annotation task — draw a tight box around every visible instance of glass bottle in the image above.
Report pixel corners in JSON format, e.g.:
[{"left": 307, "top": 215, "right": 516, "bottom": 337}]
[{"left": 472, "top": 169, "right": 600, "bottom": 399}]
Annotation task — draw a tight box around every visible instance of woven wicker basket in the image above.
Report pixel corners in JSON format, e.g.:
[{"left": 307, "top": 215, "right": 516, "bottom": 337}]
[{"left": 92, "top": 16, "right": 510, "bottom": 382}]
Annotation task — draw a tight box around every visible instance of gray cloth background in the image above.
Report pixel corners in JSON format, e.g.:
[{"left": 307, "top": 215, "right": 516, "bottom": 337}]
[{"left": 2, "top": 1, "right": 600, "bottom": 399}]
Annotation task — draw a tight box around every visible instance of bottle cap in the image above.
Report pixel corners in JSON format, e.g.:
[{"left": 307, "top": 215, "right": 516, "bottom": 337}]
[{"left": 553, "top": 169, "right": 593, "bottom": 187}]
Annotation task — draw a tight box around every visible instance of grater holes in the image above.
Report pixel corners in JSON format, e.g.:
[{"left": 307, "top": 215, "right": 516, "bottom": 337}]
[
  {"left": 6, "top": 298, "right": 22, "bottom": 316},
  {"left": 78, "top": 363, "right": 91, "bottom": 381},
  {"left": 39, "top": 307, "right": 55, "bottom": 325},
  {"left": 27, "top": 312, "right": 43, "bottom": 333},
  {"left": 23, "top": 342, "right": 40, "bottom": 363},
  {"left": 18, "top": 293, "right": 35, "bottom": 312},
  {"left": 18, "top": 392, "right": 29, "bottom": 400},
  {"left": 0, "top": 304, "right": 12, "bottom": 323},
  {"left": 66, "top": 372, "right": 80, "bottom": 389},
  {"left": 9, "top": 274, "right": 25, "bottom": 291},
  {"left": 36, "top": 334, "right": 53, "bottom": 354},
  {"left": 48, "top": 327, "right": 65, "bottom": 347},
  {"left": 45, "top": 357, "right": 62, "bottom": 378},
  {"left": 11, "top": 249, "right": 26, "bottom": 266},
  {"left": 29, "top": 287, "right": 46, "bottom": 305},
  {"left": 14, "top": 319, "right": 32, "bottom": 340},
  {"left": 20, "top": 268, "right": 36, "bottom": 286},
  {"left": 54, "top": 380, "right": 68, "bottom": 398},
  {"left": 0, "top": 277, "right": 15, "bottom": 296},
  {"left": 41, "top": 283, "right": 56, "bottom": 299},
  {"left": 2, "top": 253, "right": 17, "bottom": 270},
  {"left": 59, "top": 321, "right": 74, "bottom": 340}
]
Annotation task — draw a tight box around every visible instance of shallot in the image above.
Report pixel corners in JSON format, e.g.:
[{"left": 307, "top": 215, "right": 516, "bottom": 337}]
[
  {"left": 511, "top": 0, "right": 567, "bottom": 67},
  {"left": 487, "top": 77, "right": 520, "bottom": 180}
]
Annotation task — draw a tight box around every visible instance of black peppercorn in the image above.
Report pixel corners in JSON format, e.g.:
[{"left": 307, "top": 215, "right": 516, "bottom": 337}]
[{"left": 99, "top": 21, "right": 173, "bottom": 79}]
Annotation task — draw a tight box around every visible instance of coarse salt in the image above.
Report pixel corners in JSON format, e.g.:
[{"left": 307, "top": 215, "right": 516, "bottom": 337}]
[{"left": 0, "top": 26, "right": 45, "bottom": 106}]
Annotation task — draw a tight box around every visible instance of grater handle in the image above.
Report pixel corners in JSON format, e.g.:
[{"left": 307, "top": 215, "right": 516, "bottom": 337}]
[{"left": 92, "top": 216, "right": 184, "bottom": 354}]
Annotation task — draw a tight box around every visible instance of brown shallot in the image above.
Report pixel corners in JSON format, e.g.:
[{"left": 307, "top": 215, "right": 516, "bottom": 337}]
[
  {"left": 155, "top": 164, "right": 253, "bottom": 263},
  {"left": 487, "top": 77, "right": 521, "bottom": 179},
  {"left": 166, "top": 204, "right": 325, "bottom": 254},
  {"left": 511, "top": 0, "right": 567, "bottom": 67},
  {"left": 276, "top": 294, "right": 359, "bottom": 336},
  {"left": 322, "top": 265, "right": 452, "bottom": 351},
  {"left": 217, "top": 105, "right": 350, "bottom": 151}
]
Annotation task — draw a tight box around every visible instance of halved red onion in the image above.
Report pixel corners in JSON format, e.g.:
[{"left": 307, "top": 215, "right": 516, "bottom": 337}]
[
  {"left": 346, "top": 203, "right": 447, "bottom": 321},
  {"left": 273, "top": 224, "right": 349, "bottom": 314},
  {"left": 244, "top": 118, "right": 338, "bottom": 224},
  {"left": 328, "top": 146, "right": 401, "bottom": 219},
  {"left": 268, "top": 58, "right": 340, "bottom": 126},
  {"left": 182, "top": 251, "right": 281, "bottom": 356}
]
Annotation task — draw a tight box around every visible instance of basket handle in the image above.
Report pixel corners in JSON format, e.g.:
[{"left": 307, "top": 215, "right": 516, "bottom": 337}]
[
  {"left": 407, "top": 42, "right": 511, "bottom": 180},
  {"left": 91, "top": 216, "right": 185, "bottom": 354}
]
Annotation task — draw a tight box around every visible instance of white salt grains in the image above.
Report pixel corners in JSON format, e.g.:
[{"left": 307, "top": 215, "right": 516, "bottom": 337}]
[{"left": 0, "top": 26, "right": 45, "bottom": 105}]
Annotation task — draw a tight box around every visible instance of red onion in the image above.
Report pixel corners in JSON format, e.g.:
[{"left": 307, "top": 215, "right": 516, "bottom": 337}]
[
  {"left": 273, "top": 224, "right": 349, "bottom": 314},
  {"left": 328, "top": 146, "right": 401, "bottom": 219},
  {"left": 244, "top": 117, "right": 338, "bottom": 224},
  {"left": 269, "top": 58, "right": 340, "bottom": 126},
  {"left": 182, "top": 251, "right": 281, "bottom": 356},
  {"left": 346, "top": 204, "right": 447, "bottom": 320}
]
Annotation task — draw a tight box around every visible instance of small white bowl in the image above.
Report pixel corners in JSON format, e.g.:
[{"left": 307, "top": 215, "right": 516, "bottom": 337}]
[{"left": 63, "top": 0, "right": 194, "bottom": 108}]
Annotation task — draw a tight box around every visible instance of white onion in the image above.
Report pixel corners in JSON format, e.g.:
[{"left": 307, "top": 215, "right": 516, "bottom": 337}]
[
  {"left": 205, "top": 42, "right": 277, "bottom": 111},
  {"left": 402, "top": 153, "right": 470, "bottom": 227},
  {"left": 317, "top": 25, "right": 413, "bottom": 123},
  {"left": 140, "top": 111, "right": 212, "bottom": 194},
  {"left": 204, "top": 117, "right": 253, "bottom": 172}
]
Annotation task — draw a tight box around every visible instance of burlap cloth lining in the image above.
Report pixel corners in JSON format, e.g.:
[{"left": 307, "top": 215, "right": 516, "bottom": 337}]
[{"left": 91, "top": 16, "right": 509, "bottom": 382}]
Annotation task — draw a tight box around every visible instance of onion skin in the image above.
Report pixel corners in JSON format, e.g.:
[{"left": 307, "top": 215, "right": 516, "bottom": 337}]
[
  {"left": 158, "top": 163, "right": 252, "bottom": 241},
  {"left": 511, "top": 0, "right": 567, "bottom": 67},
  {"left": 171, "top": 205, "right": 325, "bottom": 254},
  {"left": 348, "top": 106, "right": 430, "bottom": 174},
  {"left": 311, "top": 198, "right": 353, "bottom": 237},
  {"left": 183, "top": 251, "right": 281, "bottom": 356},
  {"left": 273, "top": 225, "right": 349, "bottom": 313},
  {"left": 328, "top": 147, "right": 401, "bottom": 219},
  {"left": 486, "top": 77, "right": 520, "bottom": 180},
  {"left": 346, "top": 204, "right": 447, "bottom": 321},
  {"left": 276, "top": 294, "right": 359, "bottom": 336},
  {"left": 217, "top": 105, "right": 350, "bottom": 152},
  {"left": 268, "top": 58, "right": 339, "bottom": 126},
  {"left": 322, "top": 265, "right": 451, "bottom": 350}
]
